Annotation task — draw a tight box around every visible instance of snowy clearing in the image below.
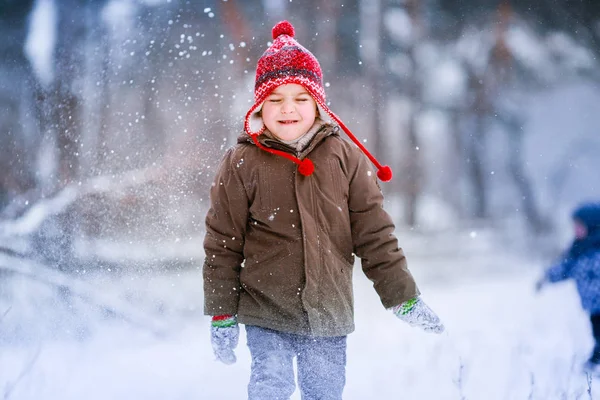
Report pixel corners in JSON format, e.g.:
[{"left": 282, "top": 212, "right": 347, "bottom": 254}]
[{"left": 1, "top": 247, "right": 597, "bottom": 400}]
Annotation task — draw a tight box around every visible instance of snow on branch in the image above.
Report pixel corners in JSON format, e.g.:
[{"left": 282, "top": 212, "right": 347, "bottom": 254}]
[
  {"left": 0, "top": 252, "right": 170, "bottom": 337},
  {"left": 0, "top": 166, "right": 162, "bottom": 238}
]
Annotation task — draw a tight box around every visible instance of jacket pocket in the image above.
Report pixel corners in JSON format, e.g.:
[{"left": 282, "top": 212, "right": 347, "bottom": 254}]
[
  {"left": 240, "top": 246, "right": 295, "bottom": 293},
  {"left": 327, "top": 241, "right": 355, "bottom": 269},
  {"left": 245, "top": 243, "right": 292, "bottom": 268}
]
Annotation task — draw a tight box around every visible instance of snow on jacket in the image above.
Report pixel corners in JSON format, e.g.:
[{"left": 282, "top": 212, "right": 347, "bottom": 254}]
[
  {"left": 203, "top": 123, "right": 419, "bottom": 336},
  {"left": 546, "top": 250, "right": 600, "bottom": 313}
]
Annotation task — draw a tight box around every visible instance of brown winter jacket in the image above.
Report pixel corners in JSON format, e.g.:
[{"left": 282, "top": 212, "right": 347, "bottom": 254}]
[{"left": 203, "top": 123, "right": 419, "bottom": 336}]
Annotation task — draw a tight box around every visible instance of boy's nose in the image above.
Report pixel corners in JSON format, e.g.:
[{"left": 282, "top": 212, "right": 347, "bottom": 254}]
[{"left": 281, "top": 101, "right": 294, "bottom": 113}]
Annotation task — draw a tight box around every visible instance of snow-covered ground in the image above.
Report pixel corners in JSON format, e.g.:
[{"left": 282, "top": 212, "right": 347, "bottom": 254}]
[{"left": 1, "top": 234, "right": 597, "bottom": 400}]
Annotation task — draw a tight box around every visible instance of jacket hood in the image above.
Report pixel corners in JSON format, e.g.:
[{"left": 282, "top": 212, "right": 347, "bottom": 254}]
[{"left": 567, "top": 202, "right": 600, "bottom": 260}]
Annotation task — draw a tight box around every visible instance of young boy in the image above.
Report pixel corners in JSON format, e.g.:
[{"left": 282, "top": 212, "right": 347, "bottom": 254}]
[
  {"left": 204, "top": 20, "right": 444, "bottom": 399},
  {"left": 537, "top": 202, "right": 600, "bottom": 371}
]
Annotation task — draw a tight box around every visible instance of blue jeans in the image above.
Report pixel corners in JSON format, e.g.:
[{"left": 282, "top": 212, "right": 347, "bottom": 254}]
[{"left": 245, "top": 325, "right": 347, "bottom": 400}]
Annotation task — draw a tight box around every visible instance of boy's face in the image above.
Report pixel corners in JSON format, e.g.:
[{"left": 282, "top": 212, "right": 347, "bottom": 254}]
[{"left": 262, "top": 83, "right": 317, "bottom": 141}]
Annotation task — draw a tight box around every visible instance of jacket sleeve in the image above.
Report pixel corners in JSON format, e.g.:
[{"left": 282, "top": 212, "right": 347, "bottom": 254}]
[
  {"left": 347, "top": 150, "right": 420, "bottom": 309},
  {"left": 203, "top": 147, "right": 249, "bottom": 316},
  {"left": 545, "top": 258, "right": 572, "bottom": 283}
]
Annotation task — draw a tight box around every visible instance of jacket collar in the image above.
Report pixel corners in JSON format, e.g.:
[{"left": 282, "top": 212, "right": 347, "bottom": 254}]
[{"left": 237, "top": 122, "right": 339, "bottom": 157}]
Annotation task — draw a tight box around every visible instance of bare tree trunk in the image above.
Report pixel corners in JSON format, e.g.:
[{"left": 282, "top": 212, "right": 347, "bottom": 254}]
[
  {"left": 403, "top": 0, "right": 424, "bottom": 226},
  {"left": 365, "top": 0, "right": 424, "bottom": 226},
  {"left": 404, "top": 108, "right": 421, "bottom": 226},
  {"left": 314, "top": 0, "right": 339, "bottom": 75},
  {"left": 26, "top": 0, "right": 89, "bottom": 271},
  {"left": 498, "top": 111, "right": 549, "bottom": 233},
  {"left": 96, "top": 26, "right": 111, "bottom": 174},
  {"left": 0, "top": 0, "right": 38, "bottom": 209},
  {"left": 360, "top": 0, "right": 384, "bottom": 184},
  {"left": 461, "top": 59, "right": 489, "bottom": 219},
  {"left": 468, "top": 111, "right": 488, "bottom": 219},
  {"left": 53, "top": 0, "right": 87, "bottom": 186},
  {"left": 447, "top": 109, "right": 465, "bottom": 217}
]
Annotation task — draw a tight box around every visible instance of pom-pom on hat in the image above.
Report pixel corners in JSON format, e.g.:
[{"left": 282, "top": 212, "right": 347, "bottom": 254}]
[{"left": 244, "top": 20, "right": 392, "bottom": 182}]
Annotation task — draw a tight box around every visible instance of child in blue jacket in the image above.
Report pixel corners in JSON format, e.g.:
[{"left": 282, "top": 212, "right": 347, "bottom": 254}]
[{"left": 538, "top": 202, "right": 600, "bottom": 370}]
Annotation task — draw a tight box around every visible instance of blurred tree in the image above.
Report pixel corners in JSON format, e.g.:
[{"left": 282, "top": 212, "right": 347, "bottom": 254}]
[
  {"left": 402, "top": 0, "right": 425, "bottom": 226},
  {"left": 52, "top": 0, "right": 88, "bottom": 186},
  {"left": 444, "top": 1, "right": 564, "bottom": 230},
  {"left": 436, "top": 0, "right": 600, "bottom": 49},
  {"left": 1, "top": 0, "right": 598, "bottom": 277},
  {"left": 370, "top": 0, "right": 428, "bottom": 226},
  {"left": 392, "top": 0, "right": 599, "bottom": 231},
  {"left": 0, "top": 0, "right": 37, "bottom": 212}
]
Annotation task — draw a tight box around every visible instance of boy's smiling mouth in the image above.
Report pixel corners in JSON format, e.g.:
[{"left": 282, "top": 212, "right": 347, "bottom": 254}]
[{"left": 279, "top": 120, "right": 298, "bottom": 124}]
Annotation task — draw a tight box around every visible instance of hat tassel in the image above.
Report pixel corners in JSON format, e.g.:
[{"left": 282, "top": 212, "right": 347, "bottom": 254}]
[
  {"left": 327, "top": 112, "right": 393, "bottom": 182},
  {"left": 250, "top": 135, "right": 314, "bottom": 177}
]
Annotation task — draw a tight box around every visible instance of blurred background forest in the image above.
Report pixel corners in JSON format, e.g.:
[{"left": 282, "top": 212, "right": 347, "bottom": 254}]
[{"left": 1, "top": 0, "right": 600, "bottom": 285}]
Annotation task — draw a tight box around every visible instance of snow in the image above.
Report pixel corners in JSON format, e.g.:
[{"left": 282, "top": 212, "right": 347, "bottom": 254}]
[
  {"left": 2, "top": 232, "right": 599, "bottom": 399},
  {"left": 24, "top": 0, "right": 57, "bottom": 87},
  {"left": 102, "top": 0, "right": 136, "bottom": 28},
  {"left": 0, "top": 167, "right": 159, "bottom": 238},
  {"left": 0, "top": 186, "right": 77, "bottom": 237},
  {"left": 383, "top": 8, "right": 412, "bottom": 46},
  {"left": 263, "top": 0, "right": 287, "bottom": 20},
  {"left": 422, "top": 59, "right": 466, "bottom": 106},
  {"left": 507, "top": 25, "right": 553, "bottom": 81}
]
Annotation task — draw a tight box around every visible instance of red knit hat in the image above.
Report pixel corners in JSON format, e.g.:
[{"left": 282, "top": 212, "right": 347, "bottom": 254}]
[{"left": 244, "top": 20, "right": 392, "bottom": 182}]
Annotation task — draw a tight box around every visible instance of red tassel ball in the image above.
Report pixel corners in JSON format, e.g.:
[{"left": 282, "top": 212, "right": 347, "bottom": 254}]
[
  {"left": 377, "top": 165, "right": 392, "bottom": 182},
  {"left": 298, "top": 158, "right": 314, "bottom": 176},
  {"left": 272, "top": 20, "right": 295, "bottom": 39}
]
